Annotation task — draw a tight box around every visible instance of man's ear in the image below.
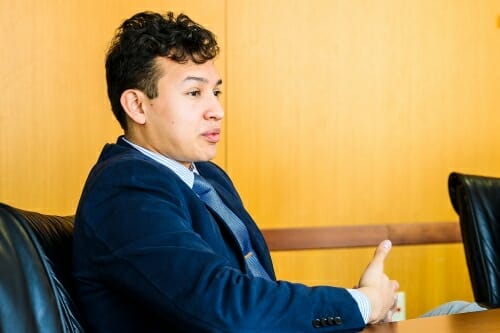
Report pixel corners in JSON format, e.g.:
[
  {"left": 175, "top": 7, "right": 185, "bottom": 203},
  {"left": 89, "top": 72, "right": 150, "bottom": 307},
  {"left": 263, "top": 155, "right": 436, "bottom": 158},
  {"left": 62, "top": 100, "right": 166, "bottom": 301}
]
[{"left": 120, "top": 89, "right": 147, "bottom": 125}]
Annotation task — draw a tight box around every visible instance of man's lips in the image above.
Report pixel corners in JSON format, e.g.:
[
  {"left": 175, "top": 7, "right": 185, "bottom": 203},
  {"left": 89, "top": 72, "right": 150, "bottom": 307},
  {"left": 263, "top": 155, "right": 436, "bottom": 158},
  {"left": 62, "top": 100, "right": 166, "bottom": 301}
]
[{"left": 202, "top": 129, "right": 221, "bottom": 143}]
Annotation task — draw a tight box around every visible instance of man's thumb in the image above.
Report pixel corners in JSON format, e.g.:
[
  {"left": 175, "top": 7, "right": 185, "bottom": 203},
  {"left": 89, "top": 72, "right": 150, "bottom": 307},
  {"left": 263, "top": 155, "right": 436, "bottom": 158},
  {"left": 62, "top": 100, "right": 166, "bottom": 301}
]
[{"left": 371, "top": 239, "right": 392, "bottom": 267}]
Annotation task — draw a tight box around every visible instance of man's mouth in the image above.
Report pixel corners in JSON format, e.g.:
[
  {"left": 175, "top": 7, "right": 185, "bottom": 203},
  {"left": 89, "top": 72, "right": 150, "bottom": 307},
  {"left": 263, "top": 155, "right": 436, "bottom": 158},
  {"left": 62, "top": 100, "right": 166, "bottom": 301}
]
[{"left": 203, "top": 129, "right": 220, "bottom": 143}]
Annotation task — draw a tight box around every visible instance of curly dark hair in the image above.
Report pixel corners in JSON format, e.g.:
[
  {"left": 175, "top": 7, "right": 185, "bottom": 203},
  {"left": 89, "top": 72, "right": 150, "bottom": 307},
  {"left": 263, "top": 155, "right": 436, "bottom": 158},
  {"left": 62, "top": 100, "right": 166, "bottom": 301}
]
[{"left": 105, "top": 11, "right": 219, "bottom": 130}]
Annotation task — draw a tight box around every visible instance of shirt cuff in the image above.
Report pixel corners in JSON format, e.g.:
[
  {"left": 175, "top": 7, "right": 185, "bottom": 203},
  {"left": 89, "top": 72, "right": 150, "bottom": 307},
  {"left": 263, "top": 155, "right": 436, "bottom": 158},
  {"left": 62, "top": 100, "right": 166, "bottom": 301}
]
[{"left": 347, "top": 288, "right": 371, "bottom": 324}]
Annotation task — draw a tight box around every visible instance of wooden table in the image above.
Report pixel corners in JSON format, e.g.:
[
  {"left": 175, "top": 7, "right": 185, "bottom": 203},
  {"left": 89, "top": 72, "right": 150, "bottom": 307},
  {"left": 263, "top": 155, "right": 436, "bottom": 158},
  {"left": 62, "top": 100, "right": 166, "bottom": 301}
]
[{"left": 361, "top": 308, "right": 500, "bottom": 332}]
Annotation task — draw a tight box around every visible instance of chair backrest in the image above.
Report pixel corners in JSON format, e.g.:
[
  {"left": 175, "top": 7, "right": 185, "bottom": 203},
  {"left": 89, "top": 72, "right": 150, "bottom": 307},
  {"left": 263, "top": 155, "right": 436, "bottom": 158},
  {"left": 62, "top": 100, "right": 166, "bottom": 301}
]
[
  {"left": 448, "top": 172, "right": 500, "bottom": 308},
  {"left": 0, "top": 203, "right": 85, "bottom": 333}
]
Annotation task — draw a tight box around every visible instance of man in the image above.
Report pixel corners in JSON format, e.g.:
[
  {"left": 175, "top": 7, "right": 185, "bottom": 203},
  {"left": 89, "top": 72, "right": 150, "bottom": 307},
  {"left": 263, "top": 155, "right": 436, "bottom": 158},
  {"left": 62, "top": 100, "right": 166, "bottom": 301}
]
[{"left": 73, "top": 11, "right": 399, "bottom": 333}]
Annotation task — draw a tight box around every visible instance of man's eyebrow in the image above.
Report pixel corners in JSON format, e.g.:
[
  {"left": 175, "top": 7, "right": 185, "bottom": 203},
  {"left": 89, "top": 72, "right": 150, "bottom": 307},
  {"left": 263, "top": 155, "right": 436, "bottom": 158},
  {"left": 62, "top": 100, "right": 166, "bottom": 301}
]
[{"left": 184, "top": 76, "right": 223, "bottom": 86}]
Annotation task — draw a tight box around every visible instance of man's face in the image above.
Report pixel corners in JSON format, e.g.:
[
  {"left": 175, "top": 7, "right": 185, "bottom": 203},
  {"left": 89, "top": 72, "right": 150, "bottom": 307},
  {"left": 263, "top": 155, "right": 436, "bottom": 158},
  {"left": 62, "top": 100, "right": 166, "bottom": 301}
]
[{"left": 137, "top": 57, "right": 223, "bottom": 167}]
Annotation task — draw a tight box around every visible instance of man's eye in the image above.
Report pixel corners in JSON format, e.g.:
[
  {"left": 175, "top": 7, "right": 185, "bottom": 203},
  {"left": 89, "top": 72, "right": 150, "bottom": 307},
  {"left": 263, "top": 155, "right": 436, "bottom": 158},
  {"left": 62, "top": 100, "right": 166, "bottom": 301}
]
[
  {"left": 214, "top": 90, "right": 222, "bottom": 97},
  {"left": 187, "top": 90, "right": 201, "bottom": 97}
]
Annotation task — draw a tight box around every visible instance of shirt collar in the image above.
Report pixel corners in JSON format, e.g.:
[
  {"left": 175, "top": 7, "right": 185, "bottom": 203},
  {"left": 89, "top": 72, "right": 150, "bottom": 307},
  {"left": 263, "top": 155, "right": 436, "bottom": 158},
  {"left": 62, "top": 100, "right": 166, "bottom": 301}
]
[{"left": 121, "top": 136, "right": 198, "bottom": 188}]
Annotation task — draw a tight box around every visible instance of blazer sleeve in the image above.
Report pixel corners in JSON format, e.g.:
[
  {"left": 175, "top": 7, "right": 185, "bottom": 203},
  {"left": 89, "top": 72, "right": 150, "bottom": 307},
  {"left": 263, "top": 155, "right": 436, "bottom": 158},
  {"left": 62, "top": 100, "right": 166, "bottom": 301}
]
[{"left": 74, "top": 156, "right": 365, "bottom": 333}]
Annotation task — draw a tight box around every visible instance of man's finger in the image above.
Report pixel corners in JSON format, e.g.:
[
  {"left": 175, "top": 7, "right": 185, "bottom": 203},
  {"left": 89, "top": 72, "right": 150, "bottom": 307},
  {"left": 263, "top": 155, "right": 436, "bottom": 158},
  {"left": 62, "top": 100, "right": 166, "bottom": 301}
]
[{"left": 370, "top": 240, "right": 392, "bottom": 268}]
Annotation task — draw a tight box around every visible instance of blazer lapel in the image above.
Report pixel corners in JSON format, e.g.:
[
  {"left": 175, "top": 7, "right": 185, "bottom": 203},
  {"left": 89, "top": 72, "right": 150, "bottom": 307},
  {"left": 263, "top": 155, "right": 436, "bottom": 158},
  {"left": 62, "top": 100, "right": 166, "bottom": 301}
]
[{"left": 209, "top": 180, "right": 276, "bottom": 279}]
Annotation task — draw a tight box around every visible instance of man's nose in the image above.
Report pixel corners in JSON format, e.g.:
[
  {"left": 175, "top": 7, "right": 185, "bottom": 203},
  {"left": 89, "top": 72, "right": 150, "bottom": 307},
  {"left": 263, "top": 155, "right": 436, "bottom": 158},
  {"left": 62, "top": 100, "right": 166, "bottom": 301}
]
[{"left": 206, "top": 98, "right": 224, "bottom": 120}]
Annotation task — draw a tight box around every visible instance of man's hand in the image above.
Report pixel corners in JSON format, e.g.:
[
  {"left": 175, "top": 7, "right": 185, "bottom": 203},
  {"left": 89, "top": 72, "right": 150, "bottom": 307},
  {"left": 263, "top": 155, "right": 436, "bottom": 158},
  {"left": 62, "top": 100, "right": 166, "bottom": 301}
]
[{"left": 357, "top": 240, "right": 399, "bottom": 324}]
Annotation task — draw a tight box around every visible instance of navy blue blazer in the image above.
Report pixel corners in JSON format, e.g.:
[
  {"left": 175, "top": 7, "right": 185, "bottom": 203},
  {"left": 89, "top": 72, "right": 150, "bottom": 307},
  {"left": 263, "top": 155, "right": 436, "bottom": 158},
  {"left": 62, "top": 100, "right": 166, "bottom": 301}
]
[{"left": 72, "top": 137, "right": 365, "bottom": 332}]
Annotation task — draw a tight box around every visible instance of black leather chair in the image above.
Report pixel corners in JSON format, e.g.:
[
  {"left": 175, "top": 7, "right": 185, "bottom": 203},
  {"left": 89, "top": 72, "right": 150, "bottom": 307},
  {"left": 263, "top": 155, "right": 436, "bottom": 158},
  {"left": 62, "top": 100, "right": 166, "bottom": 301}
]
[
  {"left": 448, "top": 172, "right": 500, "bottom": 308},
  {"left": 0, "top": 202, "right": 85, "bottom": 333}
]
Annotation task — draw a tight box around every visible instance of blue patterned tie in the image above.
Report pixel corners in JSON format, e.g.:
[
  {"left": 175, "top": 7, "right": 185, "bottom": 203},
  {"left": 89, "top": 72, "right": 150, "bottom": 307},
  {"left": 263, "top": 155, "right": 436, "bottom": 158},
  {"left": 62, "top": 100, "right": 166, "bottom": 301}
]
[{"left": 192, "top": 173, "right": 270, "bottom": 280}]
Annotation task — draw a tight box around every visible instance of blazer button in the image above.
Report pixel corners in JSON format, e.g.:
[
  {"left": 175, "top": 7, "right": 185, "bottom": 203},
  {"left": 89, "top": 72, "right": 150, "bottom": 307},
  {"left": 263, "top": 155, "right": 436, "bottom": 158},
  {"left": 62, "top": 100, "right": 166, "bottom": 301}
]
[
  {"left": 312, "top": 318, "right": 322, "bottom": 328},
  {"left": 327, "top": 316, "right": 343, "bottom": 325},
  {"left": 321, "top": 318, "right": 329, "bottom": 326}
]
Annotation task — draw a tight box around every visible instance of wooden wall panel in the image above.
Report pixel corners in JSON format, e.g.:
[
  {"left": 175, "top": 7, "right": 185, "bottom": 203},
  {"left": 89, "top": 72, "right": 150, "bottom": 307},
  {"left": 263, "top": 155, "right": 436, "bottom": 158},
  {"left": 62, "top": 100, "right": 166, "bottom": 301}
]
[
  {"left": 226, "top": 0, "right": 499, "bottom": 318},
  {"left": 226, "top": 0, "right": 500, "bottom": 228},
  {"left": 0, "top": 0, "right": 226, "bottom": 214}
]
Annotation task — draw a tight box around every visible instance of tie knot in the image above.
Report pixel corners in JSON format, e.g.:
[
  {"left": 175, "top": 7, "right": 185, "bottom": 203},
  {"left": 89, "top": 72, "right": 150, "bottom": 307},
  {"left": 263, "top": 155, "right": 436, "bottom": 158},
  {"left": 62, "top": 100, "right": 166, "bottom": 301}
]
[{"left": 192, "top": 173, "right": 212, "bottom": 197}]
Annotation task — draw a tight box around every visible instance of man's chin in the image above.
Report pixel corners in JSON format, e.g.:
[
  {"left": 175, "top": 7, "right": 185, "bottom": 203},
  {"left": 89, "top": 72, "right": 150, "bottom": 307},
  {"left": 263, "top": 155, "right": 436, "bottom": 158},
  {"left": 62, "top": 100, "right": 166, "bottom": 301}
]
[{"left": 193, "top": 152, "right": 217, "bottom": 163}]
